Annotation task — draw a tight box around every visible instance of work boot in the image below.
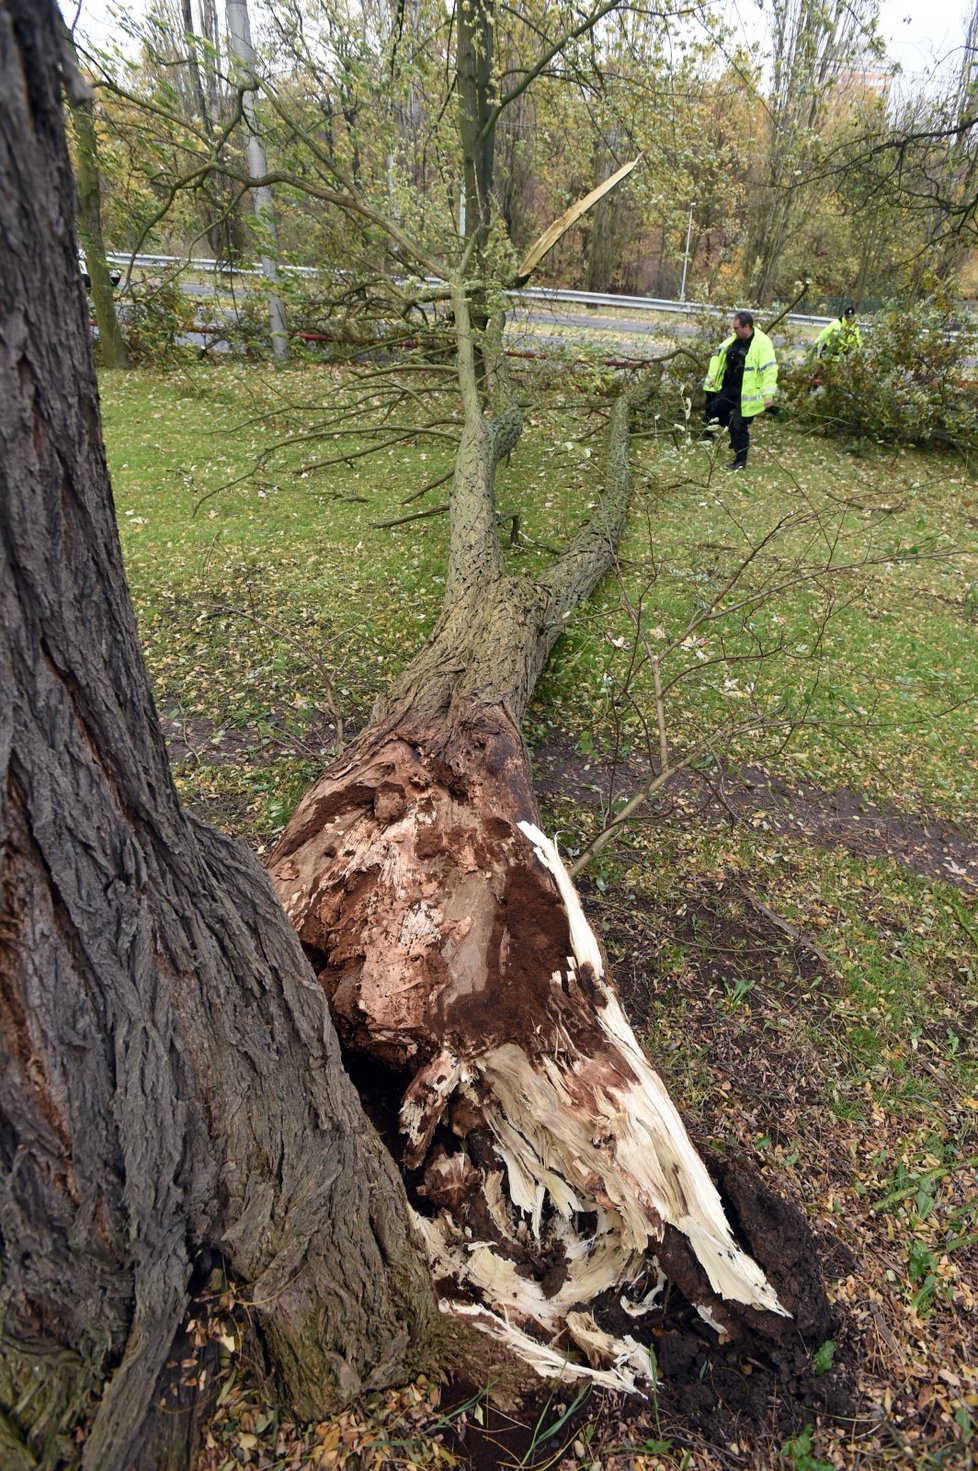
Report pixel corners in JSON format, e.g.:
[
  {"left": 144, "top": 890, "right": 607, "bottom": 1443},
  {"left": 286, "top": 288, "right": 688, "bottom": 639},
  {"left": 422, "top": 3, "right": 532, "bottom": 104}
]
[{"left": 728, "top": 455, "right": 747, "bottom": 472}]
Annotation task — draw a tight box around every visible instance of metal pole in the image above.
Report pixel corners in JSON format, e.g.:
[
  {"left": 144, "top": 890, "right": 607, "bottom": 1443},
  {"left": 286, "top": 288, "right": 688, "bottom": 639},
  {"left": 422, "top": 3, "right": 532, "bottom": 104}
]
[{"left": 679, "top": 202, "right": 695, "bottom": 302}]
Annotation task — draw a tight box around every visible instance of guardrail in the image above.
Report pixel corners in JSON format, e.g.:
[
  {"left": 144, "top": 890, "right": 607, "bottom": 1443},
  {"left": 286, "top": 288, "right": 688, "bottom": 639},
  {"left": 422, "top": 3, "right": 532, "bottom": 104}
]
[
  {"left": 104, "top": 253, "right": 838, "bottom": 330},
  {"left": 514, "top": 284, "right": 835, "bottom": 329},
  {"left": 106, "top": 252, "right": 316, "bottom": 278}
]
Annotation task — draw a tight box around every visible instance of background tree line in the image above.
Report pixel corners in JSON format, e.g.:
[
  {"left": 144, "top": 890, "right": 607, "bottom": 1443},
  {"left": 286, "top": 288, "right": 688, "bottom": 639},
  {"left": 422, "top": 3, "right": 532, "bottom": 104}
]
[{"left": 70, "top": 0, "right": 978, "bottom": 310}]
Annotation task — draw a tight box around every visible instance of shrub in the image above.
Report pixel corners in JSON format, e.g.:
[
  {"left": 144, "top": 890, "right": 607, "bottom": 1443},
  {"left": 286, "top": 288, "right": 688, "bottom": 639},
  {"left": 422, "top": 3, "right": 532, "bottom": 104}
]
[
  {"left": 118, "top": 274, "right": 192, "bottom": 366},
  {"left": 784, "top": 292, "right": 978, "bottom": 451}
]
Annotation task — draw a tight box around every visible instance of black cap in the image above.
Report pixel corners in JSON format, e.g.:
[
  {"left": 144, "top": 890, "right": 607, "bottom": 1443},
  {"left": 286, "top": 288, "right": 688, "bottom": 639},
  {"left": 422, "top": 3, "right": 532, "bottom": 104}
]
[{"left": 843, "top": 302, "right": 855, "bottom": 316}]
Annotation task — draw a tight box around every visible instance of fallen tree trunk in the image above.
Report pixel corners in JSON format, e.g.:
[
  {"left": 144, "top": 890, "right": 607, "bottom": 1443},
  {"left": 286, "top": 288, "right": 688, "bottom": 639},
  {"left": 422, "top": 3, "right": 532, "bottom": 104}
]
[{"left": 270, "top": 300, "right": 790, "bottom": 1389}]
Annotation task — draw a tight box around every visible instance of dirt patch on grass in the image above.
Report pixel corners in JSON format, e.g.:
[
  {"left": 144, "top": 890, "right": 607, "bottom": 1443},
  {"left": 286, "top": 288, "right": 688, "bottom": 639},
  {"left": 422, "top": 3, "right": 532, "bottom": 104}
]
[
  {"left": 162, "top": 716, "right": 978, "bottom": 895},
  {"left": 160, "top": 709, "right": 341, "bottom": 766},
  {"left": 533, "top": 738, "right": 978, "bottom": 893},
  {"left": 667, "top": 881, "right": 830, "bottom": 1000}
]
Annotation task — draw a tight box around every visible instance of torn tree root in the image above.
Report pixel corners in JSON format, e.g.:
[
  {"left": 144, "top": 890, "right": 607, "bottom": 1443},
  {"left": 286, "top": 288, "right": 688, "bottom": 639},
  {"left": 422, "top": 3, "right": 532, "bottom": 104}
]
[{"left": 269, "top": 708, "right": 809, "bottom": 1392}]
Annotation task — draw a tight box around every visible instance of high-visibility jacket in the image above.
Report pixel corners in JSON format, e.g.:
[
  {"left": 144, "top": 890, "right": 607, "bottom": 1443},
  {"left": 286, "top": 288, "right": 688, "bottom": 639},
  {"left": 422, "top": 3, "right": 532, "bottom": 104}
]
[
  {"left": 703, "top": 329, "right": 778, "bottom": 417},
  {"left": 814, "top": 317, "right": 862, "bottom": 358}
]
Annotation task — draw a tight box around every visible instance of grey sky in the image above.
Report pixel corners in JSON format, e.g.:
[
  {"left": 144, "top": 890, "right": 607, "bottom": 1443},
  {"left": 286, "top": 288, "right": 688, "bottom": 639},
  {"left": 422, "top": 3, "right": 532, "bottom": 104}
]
[{"left": 62, "top": 0, "right": 974, "bottom": 80}]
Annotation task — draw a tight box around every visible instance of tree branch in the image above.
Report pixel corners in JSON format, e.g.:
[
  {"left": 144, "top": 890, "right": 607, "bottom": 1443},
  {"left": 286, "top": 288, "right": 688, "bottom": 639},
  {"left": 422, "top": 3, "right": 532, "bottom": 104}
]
[{"left": 480, "top": 0, "right": 624, "bottom": 139}]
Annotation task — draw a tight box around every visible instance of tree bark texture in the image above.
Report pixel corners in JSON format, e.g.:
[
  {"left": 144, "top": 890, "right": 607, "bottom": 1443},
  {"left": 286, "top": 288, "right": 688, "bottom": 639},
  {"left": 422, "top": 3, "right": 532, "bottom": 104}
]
[
  {"left": 271, "top": 345, "right": 788, "bottom": 1387},
  {"left": 0, "top": 6, "right": 435, "bottom": 1468}
]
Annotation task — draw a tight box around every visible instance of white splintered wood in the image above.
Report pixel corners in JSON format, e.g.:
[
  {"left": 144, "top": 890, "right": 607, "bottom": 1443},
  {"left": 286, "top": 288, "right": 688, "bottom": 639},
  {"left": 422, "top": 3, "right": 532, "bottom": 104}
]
[
  {"left": 518, "top": 822, "right": 604, "bottom": 976},
  {"left": 515, "top": 821, "right": 786, "bottom": 1316},
  {"left": 400, "top": 821, "right": 789, "bottom": 1396},
  {"left": 434, "top": 1299, "right": 657, "bottom": 1394}
]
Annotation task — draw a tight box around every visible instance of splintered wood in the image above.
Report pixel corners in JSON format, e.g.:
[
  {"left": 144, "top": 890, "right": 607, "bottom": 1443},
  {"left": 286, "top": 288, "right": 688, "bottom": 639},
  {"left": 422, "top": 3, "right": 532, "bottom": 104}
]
[{"left": 270, "top": 716, "right": 787, "bottom": 1392}]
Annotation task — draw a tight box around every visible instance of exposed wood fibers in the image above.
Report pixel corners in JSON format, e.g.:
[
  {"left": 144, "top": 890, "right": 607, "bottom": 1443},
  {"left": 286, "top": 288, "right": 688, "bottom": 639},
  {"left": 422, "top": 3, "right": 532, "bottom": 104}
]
[{"left": 270, "top": 710, "right": 787, "bottom": 1391}]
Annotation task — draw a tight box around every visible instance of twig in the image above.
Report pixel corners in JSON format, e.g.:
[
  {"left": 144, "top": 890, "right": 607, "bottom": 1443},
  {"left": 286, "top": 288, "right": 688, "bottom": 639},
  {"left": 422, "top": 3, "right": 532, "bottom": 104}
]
[
  {"left": 763, "top": 279, "right": 811, "bottom": 335},
  {"left": 372, "top": 503, "right": 449, "bottom": 529},
  {"left": 402, "top": 468, "right": 454, "bottom": 505},
  {"left": 209, "top": 606, "right": 348, "bottom": 750},
  {"left": 738, "top": 888, "right": 833, "bottom": 969}
]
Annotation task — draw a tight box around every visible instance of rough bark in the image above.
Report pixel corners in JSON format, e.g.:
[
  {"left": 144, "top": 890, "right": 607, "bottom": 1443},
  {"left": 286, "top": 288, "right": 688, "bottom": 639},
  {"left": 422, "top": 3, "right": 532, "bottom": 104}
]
[
  {"left": 0, "top": 6, "right": 436, "bottom": 1468},
  {"left": 270, "top": 294, "right": 788, "bottom": 1387}
]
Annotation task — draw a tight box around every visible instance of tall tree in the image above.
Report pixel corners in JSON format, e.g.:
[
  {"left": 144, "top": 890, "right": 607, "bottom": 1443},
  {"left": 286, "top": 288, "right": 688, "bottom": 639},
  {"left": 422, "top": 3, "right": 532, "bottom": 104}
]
[
  {"left": 227, "top": 0, "right": 290, "bottom": 356},
  {"left": 746, "top": 0, "right": 879, "bottom": 301},
  {"left": 61, "top": 19, "right": 129, "bottom": 368},
  {"left": 0, "top": 6, "right": 435, "bottom": 1469}
]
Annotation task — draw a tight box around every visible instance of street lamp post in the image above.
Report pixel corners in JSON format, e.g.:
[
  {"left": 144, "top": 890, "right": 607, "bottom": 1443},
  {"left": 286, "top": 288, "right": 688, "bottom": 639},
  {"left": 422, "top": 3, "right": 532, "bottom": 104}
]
[{"left": 679, "top": 202, "right": 696, "bottom": 302}]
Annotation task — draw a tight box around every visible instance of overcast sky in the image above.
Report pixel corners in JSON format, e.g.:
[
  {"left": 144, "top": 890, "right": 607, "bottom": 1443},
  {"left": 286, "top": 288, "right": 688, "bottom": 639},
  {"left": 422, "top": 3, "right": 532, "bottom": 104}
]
[
  {"left": 63, "top": 0, "right": 974, "bottom": 82},
  {"left": 865, "top": 0, "right": 970, "bottom": 76}
]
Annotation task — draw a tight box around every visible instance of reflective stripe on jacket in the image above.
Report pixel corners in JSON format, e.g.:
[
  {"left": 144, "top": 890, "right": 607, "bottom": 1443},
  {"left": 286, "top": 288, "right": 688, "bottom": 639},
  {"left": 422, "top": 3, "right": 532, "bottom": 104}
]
[
  {"left": 814, "top": 317, "right": 862, "bottom": 358},
  {"left": 703, "top": 329, "right": 778, "bottom": 417}
]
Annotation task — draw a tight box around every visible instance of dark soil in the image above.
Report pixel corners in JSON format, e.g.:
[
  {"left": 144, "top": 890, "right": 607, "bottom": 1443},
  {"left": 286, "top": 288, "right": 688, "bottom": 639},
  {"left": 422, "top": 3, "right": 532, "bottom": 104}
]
[
  {"left": 159, "top": 710, "right": 339, "bottom": 767},
  {"left": 435, "top": 1151, "right": 852, "bottom": 1470},
  {"left": 532, "top": 736, "right": 978, "bottom": 894}
]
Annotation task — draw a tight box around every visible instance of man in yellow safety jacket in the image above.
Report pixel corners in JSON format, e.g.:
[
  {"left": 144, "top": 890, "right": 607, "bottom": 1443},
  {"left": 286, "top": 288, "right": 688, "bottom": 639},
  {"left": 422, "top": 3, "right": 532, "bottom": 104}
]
[
  {"left": 702, "top": 310, "right": 778, "bottom": 472},
  {"left": 814, "top": 302, "right": 861, "bottom": 360}
]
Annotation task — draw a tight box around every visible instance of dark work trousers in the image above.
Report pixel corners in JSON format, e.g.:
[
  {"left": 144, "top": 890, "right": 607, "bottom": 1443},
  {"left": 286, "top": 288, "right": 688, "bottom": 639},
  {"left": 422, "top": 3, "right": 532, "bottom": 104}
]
[{"left": 704, "top": 393, "right": 750, "bottom": 463}]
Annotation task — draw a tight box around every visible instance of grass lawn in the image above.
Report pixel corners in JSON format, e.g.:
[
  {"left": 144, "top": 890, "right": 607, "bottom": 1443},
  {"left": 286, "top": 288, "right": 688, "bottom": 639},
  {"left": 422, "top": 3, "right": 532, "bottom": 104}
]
[{"left": 100, "top": 362, "right": 978, "bottom": 1470}]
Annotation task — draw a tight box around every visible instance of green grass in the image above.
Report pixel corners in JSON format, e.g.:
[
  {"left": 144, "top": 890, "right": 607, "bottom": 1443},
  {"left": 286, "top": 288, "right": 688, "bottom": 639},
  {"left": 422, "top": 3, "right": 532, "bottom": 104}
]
[
  {"left": 101, "top": 363, "right": 978, "bottom": 840},
  {"left": 101, "top": 361, "right": 978, "bottom": 1465},
  {"left": 536, "top": 432, "right": 978, "bottom": 822}
]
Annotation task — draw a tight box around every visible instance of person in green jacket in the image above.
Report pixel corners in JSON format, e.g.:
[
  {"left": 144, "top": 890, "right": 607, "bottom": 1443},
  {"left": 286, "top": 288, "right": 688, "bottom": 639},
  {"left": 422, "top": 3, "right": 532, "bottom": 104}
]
[
  {"left": 702, "top": 311, "right": 779, "bottom": 472},
  {"left": 814, "top": 302, "right": 862, "bottom": 360}
]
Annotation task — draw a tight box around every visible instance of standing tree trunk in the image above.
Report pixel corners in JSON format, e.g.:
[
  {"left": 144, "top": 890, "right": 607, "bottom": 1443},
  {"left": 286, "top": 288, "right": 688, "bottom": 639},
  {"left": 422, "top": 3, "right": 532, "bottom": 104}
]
[
  {"left": 61, "top": 21, "right": 129, "bottom": 368},
  {"left": 0, "top": 7, "right": 435, "bottom": 1469},
  {"left": 181, "top": 0, "right": 212, "bottom": 135},
  {"left": 269, "top": 288, "right": 792, "bottom": 1388},
  {"left": 179, "top": 0, "right": 249, "bottom": 263},
  {"left": 583, "top": 138, "right": 625, "bottom": 293},
  {"left": 457, "top": 0, "right": 496, "bottom": 263}
]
